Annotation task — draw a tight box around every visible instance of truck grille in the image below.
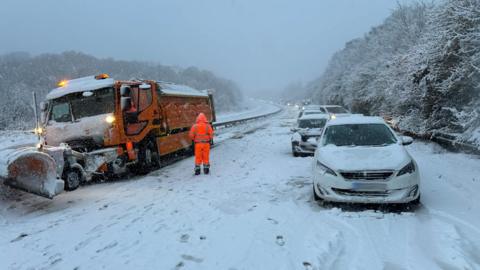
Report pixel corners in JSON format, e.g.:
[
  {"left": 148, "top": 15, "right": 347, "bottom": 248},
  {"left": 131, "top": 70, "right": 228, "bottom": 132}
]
[
  {"left": 340, "top": 171, "right": 393, "bottom": 181},
  {"left": 66, "top": 138, "right": 102, "bottom": 152}
]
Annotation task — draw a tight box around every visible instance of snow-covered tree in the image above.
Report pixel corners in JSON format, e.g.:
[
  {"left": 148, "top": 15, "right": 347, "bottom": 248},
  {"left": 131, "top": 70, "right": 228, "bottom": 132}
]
[{"left": 305, "top": 0, "right": 480, "bottom": 146}]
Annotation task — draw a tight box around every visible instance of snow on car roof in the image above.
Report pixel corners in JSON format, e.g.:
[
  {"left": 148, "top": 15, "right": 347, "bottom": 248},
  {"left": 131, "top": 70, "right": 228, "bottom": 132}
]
[
  {"left": 299, "top": 113, "right": 330, "bottom": 120},
  {"left": 326, "top": 115, "right": 386, "bottom": 126},
  {"left": 46, "top": 76, "right": 115, "bottom": 100},
  {"left": 302, "top": 109, "right": 327, "bottom": 115},
  {"left": 157, "top": 81, "right": 209, "bottom": 97}
]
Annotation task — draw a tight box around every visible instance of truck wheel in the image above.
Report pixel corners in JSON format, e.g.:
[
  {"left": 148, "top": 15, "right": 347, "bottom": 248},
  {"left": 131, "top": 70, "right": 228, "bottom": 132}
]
[
  {"left": 136, "top": 138, "right": 160, "bottom": 175},
  {"left": 64, "top": 169, "right": 81, "bottom": 191}
]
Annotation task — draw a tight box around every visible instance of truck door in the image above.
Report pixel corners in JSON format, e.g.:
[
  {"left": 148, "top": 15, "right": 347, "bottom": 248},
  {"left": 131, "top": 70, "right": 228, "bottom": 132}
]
[{"left": 120, "top": 84, "right": 152, "bottom": 136}]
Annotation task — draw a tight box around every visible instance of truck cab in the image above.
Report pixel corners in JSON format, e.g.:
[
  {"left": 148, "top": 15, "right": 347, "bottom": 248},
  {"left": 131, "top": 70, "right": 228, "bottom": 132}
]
[{"left": 41, "top": 74, "right": 215, "bottom": 189}]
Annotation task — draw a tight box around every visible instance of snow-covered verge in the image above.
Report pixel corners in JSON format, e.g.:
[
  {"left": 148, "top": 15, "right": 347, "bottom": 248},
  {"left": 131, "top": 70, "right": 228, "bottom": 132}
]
[
  {"left": 1, "top": 108, "right": 479, "bottom": 270},
  {"left": 303, "top": 1, "right": 480, "bottom": 147}
]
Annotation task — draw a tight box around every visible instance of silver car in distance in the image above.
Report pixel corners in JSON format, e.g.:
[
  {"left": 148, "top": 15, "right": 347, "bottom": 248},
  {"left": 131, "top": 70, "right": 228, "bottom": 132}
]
[{"left": 312, "top": 115, "right": 420, "bottom": 205}]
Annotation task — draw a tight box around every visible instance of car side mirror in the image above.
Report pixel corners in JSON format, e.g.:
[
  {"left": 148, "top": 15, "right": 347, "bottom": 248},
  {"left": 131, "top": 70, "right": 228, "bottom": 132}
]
[
  {"left": 121, "top": 97, "right": 132, "bottom": 111},
  {"left": 120, "top": 85, "right": 131, "bottom": 97},
  {"left": 291, "top": 127, "right": 298, "bottom": 132},
  {"left": 401, "top": 136, "right": 413, "bottom": 146}
]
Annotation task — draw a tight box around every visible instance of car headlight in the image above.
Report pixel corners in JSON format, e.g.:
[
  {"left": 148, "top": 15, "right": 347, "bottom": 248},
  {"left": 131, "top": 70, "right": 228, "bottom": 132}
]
[
  {"left": 397, "top": 160, "right": 416, "bottom": 176},
  {"left": 316, "top": 160, "right": 337, "bottom": 176}
]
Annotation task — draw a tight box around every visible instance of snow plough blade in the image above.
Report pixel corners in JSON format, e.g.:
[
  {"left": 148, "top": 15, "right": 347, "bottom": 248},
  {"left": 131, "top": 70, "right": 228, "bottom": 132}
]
[{"left": 0, "top": 147, "right": 64, "bottom": 199}]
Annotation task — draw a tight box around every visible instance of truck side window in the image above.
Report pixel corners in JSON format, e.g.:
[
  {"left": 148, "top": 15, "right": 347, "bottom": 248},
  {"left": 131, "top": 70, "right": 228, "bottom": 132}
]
[
  {"left": 50, "top": 102, "right": 71, "bottom": 122},
  {"left": 130, "top": 87, "right": 152, "bottom": 112},
  {"left": 138, "top": 88, "right": 152, "bottom": 111}
]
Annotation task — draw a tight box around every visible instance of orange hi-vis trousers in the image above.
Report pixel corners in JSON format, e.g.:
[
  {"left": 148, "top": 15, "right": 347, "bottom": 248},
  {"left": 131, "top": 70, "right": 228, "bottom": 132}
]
[{"left": 195, "top": 143, "right": 210, "bottom": 166}]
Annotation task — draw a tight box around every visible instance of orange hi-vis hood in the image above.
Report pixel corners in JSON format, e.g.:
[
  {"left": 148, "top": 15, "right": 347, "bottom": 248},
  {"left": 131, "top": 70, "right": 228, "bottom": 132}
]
[{"left": 196, "top": 113, "right": 208, "bottom": 124}]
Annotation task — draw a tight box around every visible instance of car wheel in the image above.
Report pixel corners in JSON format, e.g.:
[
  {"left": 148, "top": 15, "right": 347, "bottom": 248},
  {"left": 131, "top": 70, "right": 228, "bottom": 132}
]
[
  {"left": 292, "top": 143, "right": 299, "bottom": 157},
  {"left": 410, "top": 194, "right": 421, "bottom": 206},
  {"left": 313, "top": 185, "right": 322, "bottom": 202}
]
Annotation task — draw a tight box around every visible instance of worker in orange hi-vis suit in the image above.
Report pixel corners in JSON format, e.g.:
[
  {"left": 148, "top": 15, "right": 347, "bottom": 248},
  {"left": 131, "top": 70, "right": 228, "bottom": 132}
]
[{"left": 189, "top": 113, "right": 214, "bottom": 175}]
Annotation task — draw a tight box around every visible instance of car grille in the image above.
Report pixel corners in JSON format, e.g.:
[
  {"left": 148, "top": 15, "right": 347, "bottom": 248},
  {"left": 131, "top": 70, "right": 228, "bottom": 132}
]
[
  {"left": 340, "top": 171, "right": 394, "bottom": 181},
  {"left": 332, "top": 188, "right": 390, "bottom": 197}
]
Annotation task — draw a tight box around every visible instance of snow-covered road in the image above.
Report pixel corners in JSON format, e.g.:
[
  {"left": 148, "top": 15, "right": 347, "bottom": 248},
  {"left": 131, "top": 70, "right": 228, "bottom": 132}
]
[{"left": 1, "top": 108, "right": 480, "bottom": 270}]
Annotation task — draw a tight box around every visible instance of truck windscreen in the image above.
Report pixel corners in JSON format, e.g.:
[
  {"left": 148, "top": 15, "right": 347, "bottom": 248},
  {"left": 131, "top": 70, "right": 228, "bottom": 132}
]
[{"left": 49, "top": 87, "right": 114, "bottom": 122}]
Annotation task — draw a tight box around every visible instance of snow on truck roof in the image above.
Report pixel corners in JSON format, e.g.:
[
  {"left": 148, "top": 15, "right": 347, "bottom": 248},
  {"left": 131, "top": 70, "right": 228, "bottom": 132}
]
[
  {"left": 46, "top": 75, "right": 115, "bottom": 100},
  {"left": 157, "top": 81, "right": 208, "bottom": 97},
  {"left": 46, "top": 75, "right": 208, "bottom": 100},
  {"left": 326, "top": 115, "right": 387, "bottom": 126}
]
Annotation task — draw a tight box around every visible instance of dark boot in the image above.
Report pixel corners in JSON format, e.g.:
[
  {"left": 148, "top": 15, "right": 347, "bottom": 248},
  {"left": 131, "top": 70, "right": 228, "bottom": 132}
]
[
  {"left": 195, "top": 166, "right": 201, "bottom": 175},
  {"left": 203, "top": 164, "right": 210, "bottom": 175}
]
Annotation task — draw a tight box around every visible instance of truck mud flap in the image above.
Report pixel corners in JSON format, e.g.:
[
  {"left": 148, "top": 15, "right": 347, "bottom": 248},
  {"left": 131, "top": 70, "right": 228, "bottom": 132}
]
[{"left": 0, "top": 147, "right": 64, "bottom": 199}]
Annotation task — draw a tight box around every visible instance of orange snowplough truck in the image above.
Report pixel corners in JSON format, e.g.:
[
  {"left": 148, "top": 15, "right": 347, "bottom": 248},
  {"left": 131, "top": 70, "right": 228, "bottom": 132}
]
[{"left": 38, "top": 74, "right": 215, "bottom": 192}]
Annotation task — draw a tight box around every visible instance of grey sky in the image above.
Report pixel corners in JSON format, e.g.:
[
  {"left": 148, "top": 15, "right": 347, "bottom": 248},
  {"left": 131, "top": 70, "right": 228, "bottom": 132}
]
[{"left": 0, "top": 0, "right": 415, "bottom": 94}]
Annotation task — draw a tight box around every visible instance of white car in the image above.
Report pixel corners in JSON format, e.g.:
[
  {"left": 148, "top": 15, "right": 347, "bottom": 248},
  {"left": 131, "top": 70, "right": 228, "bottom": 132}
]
[
  {"left": 298, "top": 109, "right": 327, "bottom": 119},
  {"left": 312, "top": 115, "right": 420, "bottom": 205},
  {"left": 299, "top": 105, "right": 351, "bottom": 120},
  {"left": 291, "top": 114, "right": 329, "bottom": 156}
]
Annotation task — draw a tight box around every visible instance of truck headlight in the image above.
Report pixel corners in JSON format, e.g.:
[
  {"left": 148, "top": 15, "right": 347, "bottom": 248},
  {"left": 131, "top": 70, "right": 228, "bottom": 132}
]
[
  {"left": 34, "top": 127, "right": 44, "bottom": 135},
  {"left": 105, "top": 115, "right": 115, "bottom": 124},
  {"left": 316, "top": 160, "right": 337, "bottom": 176},
  {"left": 397, "top": 160, "right": 416, "bottom": 176}
]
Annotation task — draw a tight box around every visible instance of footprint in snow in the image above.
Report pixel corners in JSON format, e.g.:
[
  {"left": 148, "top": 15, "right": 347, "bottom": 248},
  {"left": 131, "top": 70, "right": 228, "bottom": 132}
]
[
  {"left": 181, "top": 254, "right": 204, "bottom": 263},
  {"left": 175, "top": 261, "right": 184, "bottom": 269},
  {"left": 180, "top": 234, "right": 190, "bottom": 243},
  {"left": 303, "top": 261, "right": 314, "bottom": 270},
  {"left": 276, "top": 235, "right": 285, "bottom": 246},
  {"left": 10, "top": 233, "right": 28, "bottom": 243},
  {"left": 267, "top": 218, "right": 279, "bottom": 225}
]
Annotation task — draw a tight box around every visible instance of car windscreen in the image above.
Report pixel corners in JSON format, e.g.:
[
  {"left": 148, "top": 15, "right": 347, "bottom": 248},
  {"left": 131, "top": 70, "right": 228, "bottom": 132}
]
[
  {"left": 298, "top": 119, "right": 327, "bottom": 129},
  {"left": 326, "top": 107, "right": 349, "bottom": 114},
  {"left": 70, "top": 88, "right": 115, "bottom": 119},
  {"left": 322, "top": 123, "right": 397, "bottom": 146}
]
